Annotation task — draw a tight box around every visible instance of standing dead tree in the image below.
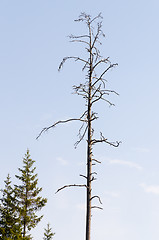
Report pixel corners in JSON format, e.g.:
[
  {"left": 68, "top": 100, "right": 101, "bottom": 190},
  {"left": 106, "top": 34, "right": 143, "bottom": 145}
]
[{"left": 37, "top": 12, "right": 120, "bottom": 240}]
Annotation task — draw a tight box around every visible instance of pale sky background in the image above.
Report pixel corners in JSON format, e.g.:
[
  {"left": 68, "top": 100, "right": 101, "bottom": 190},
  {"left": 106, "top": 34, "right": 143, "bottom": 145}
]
[{"left": 0, "top": 1, "right": 159, "bottom": 240}]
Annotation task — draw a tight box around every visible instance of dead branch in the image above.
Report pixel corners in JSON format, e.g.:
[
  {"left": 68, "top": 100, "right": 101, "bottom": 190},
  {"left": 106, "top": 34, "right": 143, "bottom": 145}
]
[
  {"left": 92, "top": 132, "right": 121, "bottom": 147},
  {"left": 92, "top": 76, "right": 107, "bottom": 88},
  {"left": 55, "top": 184, "right": 87, "bottom": 194},
  {"left": 90, "top": 176, "right": 97, "bottom": 182},
  {"left": 91, "top": 21, "right": 104, "bottom": 50},
  {"left": 70, "top": 39, "right": 89, "bottom": 46},
  {"left": 92, "top": 63, "right": 118, "bottom": 87},
  {"left": 68, "top": 34, "right": 90, "bottom": 39},
  {"left": 80, "top": 174, "right": 87, "bottom": 179},
  {"left": 90, "top": 196, "right": 102, "bottom": 204},
  {"left": 90, "top": 172, "right": 97, "bottom": 175},
  {"left": 36, "top": 118, "right": 87, "bottom": 139},
  {"left": 91, "top": 90, "right": 115, "bottom": 107},
  {"left": 92, "top": 58, "right": 110, "bottom": 70},
  {"left": 90, "top": 12, "right": 102, "bottom": 24},
  {"left": 91, "top": 206, "right": 103, "bottom": 210},
  {"left": 92, "top": 159, "right": 101, "bottom": 164},
  {"left": 75, "top": 125, "right": 88, "bottom": 148},
  {"left": 91, "top": 84, "right": 102, "bottom": 99},
  {"left": 58, "top": 56, "right": 90, "bottom": 71},
  {"left": 102, "top": 89, "right": 119, "bottom": 95},
  {"left": 100, "top": 97, "right": 115, "bottom": 107}
]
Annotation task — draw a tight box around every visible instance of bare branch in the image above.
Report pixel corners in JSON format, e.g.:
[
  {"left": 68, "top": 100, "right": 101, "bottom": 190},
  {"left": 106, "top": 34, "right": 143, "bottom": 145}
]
[
  {"left": 70, "top": 39, "right": 89, "bottom": 46},
  {"left": 91, "top": 206, "right": 103, "bottom": 210},
  {"left": 92, "top": 58, "right": 110, "bottom": 70},
  {"left": 36, "top": 118, "right": 87, "bottom": 139},
  {"left": 90, "top": 176, "right": 97, "bottom": 182},
  {"left": 90, "top": 12, "right": 102, "bottom": 24},
  {"left": 91, "top": 88, "right": 115, "bottom": 107},
  {"left": 80, "top": 174, "right": 87, "bottom": 179},
  {"left": 92, "top": 63, "right": 118, "bottom": 87},
  {"left": 90, "top": 196, "right": 102, "bottom": 204},
  {"left": 68, "top": 34, "right": 90, "bottom": 39},
  {"left": 75, "top": 125, "right": 88, "bottom": 148},
  {"left": 92, "top": 132, "right": 121, "bottom": 147},
  {"left": 90, "top": 172, "right": 97, "bottom": 175},
  {"left": 91, "top": 22, "right": 103, "bottom": 50},
  {"left": 74, "top": 12, "right": 91, "bottom": 23},
  {"left": 91, "top": 84, "right": 102, "bottom": 99},
  {"left": 100, "top": 97, "right": 115, "bottom": 107},
  {"left": 80, "top": 110, "right": 88, "bottom": 119},
  {"left": 92, "top": 159, "right": 101, "bottom": 164},
  {"left": 55, "top": 184, "right": 87, "bottom": 194},
  {"left": 58, "top": 56, "right": 90, "bottom": 71},
  {"left": 103, "top": 89, "right": 119, "bottom": 95}
]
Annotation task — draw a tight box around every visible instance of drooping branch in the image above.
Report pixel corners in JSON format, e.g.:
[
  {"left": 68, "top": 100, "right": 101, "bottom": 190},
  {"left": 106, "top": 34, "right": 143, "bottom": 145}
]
[
  {"left": 80, "top": 174, "right": 87, "bottom": 179},
  {"left": 36, "top": 118, "right": 87, "bottom": 139},
  {"left": 55, "top": 184, "right": 87, "bottom": 194},
  {"left": 58, "top": 56, "right": 90, "bottom": 71},
  {"left": 90, "top": 195, "right": 102, "bottom": 204},
  {"left": 91, "top": 88, "right": 115, "bottom": 107},
  {"left": 75, "top": 124, "right": 88, "bottom": 148},
  {"left": 92, "top": 159, "right": 101, "bottom": 164}
]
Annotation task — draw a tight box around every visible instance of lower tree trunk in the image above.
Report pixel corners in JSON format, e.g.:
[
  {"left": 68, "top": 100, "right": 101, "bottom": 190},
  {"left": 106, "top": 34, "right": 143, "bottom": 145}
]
[{"left": 86, "top": 98, "right": 92, "bottom": 240}]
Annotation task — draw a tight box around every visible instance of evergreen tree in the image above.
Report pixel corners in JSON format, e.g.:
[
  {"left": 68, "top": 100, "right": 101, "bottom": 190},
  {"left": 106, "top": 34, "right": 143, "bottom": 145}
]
[
  {"left": 43, "top": 223, "right": 55, "bottom": 240},
  {"left": 0, "top": 174, "right": 22, "bottom": 240},
  {"left": 15, "top": 149, "right": 47, "bottom": 239}
]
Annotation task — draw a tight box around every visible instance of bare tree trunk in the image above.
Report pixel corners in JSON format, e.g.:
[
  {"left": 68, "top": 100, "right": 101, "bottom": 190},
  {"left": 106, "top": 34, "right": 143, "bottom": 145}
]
[
  {"left": 86, "top": 118, "right": 92, "bottom": 240},
  {"left": 86, "top": 24, "right": 93, "bottom": 240}
]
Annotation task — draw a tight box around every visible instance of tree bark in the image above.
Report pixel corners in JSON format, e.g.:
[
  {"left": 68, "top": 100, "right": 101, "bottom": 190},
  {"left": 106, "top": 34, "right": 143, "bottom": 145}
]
[{"left": 86, "top": 25, "right": 92, "bottom": 240}]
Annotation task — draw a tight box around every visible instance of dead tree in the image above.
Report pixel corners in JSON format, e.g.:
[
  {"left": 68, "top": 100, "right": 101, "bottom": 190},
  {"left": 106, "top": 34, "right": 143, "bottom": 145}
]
[{"left": 37, "top": 12, "right": 120, "bottom": 240}]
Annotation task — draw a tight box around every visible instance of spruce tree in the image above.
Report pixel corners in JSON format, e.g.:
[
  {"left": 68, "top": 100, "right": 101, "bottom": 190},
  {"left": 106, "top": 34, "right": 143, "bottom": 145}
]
[
  {"left": 15, "top": 149, "right": 47, "bottom": 239},
  {"left": 43, "top": 223, "right": 55, "bottom": 240},
  {"left": 0, "top": 174, "right": 22, "bottom": 239}
]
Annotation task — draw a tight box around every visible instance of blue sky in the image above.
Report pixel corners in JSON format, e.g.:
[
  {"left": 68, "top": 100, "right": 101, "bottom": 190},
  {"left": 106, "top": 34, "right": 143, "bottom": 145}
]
[{"left": 0, "top": 1, "right": 159, "bottom": 239}]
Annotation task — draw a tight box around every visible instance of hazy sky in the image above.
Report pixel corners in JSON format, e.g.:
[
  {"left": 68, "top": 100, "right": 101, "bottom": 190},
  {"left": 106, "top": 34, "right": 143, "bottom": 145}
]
[{"left": 1, "top": 1, "right": 159, "bottom": 240}]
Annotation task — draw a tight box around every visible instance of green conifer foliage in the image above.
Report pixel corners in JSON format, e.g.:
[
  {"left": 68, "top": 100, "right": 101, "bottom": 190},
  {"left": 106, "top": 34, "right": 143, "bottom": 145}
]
[
  {"left": 43, "top": 223, "right": 55, "bottom": 240},
  {"left": 0, "top": 174, "right": 22, "bottom": 239},
  {"left": 15, "top": 149, "right": 47, "bottom": 239}
]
